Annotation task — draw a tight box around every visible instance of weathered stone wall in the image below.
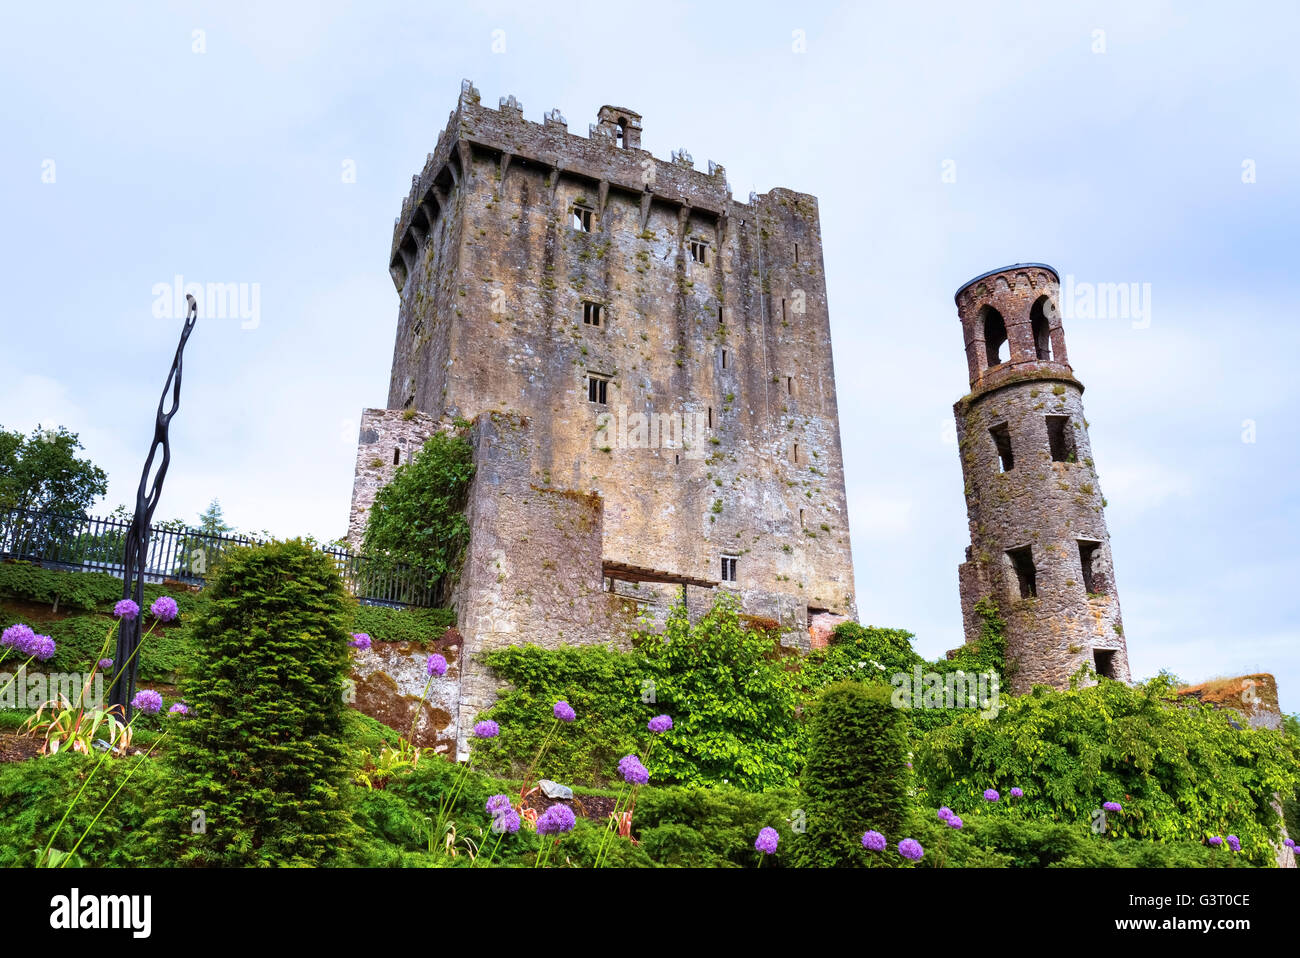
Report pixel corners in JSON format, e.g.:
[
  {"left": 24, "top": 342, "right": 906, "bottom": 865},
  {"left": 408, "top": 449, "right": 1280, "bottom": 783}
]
[
  {"left": 449, "top": 412, "right": 638, "bottom": 756},
  {"left": 346, "top": 407, "right": 440, "bottom": 546},
  {"left": 366, "top": 82, "right": 856, "bottom": 627},
  {"left": 349, "top": 633, "right": 461, "bottom": 753},
  {"left": 953, "top": 265, "right": 1130, "bottom": 692}
]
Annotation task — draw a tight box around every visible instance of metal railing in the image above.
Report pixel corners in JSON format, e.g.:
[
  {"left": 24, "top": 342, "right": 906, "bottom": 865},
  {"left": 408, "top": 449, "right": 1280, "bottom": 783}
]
[{"left": 0, "top": 507, "right": 435, "bottom": 608}]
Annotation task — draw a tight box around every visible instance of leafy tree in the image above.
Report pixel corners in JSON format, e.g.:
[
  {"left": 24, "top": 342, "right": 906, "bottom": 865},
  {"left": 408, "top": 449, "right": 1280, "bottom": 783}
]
[
  {"left": 0, "top": 425, "right": 107, "bottom": 516},
  {"left": 917, "top": 673, "right": 1300, "bottom": 866},
  {"left": 637, "top": 597, "right": 803, "bottom": 790},
  {"left": 362, "top": 430, "right": 474, "bottom": 602},
  {"left": 197, "top": 498, "right": 233, "bottom": 536},
  {"left": 147, "top": 539, "right": 357, "bottom": 866},
  {"left": 792, "top": 681, "right": 911, "bottom": 867}
]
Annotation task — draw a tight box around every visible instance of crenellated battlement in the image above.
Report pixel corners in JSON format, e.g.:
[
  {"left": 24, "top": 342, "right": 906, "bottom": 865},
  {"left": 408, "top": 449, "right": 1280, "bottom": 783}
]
[{"left": 389, "top": 81, "right": 733, "bottom": 289}]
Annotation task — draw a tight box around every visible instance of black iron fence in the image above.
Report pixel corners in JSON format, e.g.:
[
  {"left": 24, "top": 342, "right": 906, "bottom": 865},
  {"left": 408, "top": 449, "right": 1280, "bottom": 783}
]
[{"left": 0, "top": 507, "right": 435, "bottom": 608}]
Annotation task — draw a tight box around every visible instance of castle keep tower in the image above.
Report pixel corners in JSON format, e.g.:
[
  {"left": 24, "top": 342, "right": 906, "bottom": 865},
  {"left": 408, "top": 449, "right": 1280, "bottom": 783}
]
[
  {"left": 953, "top": 264, "right": 1130, "bottom": 692},
  {"left": 348, "top": 82, "right": 858, "bottom": 752}
]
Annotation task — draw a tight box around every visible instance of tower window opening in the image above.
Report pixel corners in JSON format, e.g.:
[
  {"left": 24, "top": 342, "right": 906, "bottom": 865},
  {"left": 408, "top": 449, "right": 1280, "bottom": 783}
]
[
  {"left": 616, "top": 119, "right": 626, "bottom": 148},
  {"left": 583, "top": 301, "right": 604, "bottom": 327},
  {"left": 990, "top": 423, "right": 1014, "bottom": 472},
  {"left": 1078, "top": 540, "right": 1105, "bottom": 595},
  {"left": 1093, "top": 648, "right": 1117, "bottom": 679},
  {"left": 1031, "top": 295, "right": 1053, "bottom": 361},
  {"left": 708, "top": 406, "right": 713, "bottom": 429},
  {"left": 720, "top": 555, "right": 738, "bottom": 582},
  {"left": 1046, "top": 415, "right": 1076, "bottom": 462},
  {"left": 799, "top": 508, "right": 805, "bottom": 528},
  {"left": 571, "top": 206, "right": 593, "bottom": 232},
  {"left": 689, "top": 240, "right": 709, "bottom": 265},
  {"left": 787, "top": 376, "right": 794, "bottom": 396},
  {"left": 718, "top": 306, "right": 724, "bottom": 325},
  {"left": 721, "top": 349, "right": 728, "bottom": 369},
  {"left": 982, "top": 305, "right": 1008, "bottom": 367},
  {"left": 793, "top": 443, "right": 799, "bottom": 463},
  {"left": 587, "top": 373, "right": 609, "bottom": 404},
  {"left": 794, "top": 242, "right": 800, "bottom": 264},
  {"left": 393, "top": 447, "right": 400, "bottom": 466},
  {"left": 1006, "top": 546, "right": 1037, "bottom": 599},
  {"left": 781, "top": 298, "right": 787, "bottom": 322}
]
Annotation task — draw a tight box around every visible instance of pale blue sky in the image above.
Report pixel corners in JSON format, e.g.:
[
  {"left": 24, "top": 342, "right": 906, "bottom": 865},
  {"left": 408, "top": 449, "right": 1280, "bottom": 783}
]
[{"left": 2, "top": 1, "right": 1297, "bottom": 709}]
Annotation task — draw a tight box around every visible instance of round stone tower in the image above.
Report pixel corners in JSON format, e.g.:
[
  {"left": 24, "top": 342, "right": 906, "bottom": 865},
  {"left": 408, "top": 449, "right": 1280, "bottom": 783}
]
[{"left": 953, "top": 264, "right": 1130, "bottom": 692}]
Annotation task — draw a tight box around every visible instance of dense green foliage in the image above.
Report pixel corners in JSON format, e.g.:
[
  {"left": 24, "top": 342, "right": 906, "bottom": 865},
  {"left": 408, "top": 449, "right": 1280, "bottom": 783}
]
[
  {"left": 472, "top": 643, "right": 649, "bottom": 784},
  {"left": 148, "top": 540, "right": 357, "bottom": 866},
  {"left": 475, "top": 598, "right": 803, "bottom": 790},
  {"left": 917, "top": 674, "right": 1300, "bottom": 866},
  {"left": 633, "top": 784, "right": 802, "bottom": 867},
  {"left": 0, "top": 561, "right": 125, "bottom": 612},
  {"left": 362, "top": 430, "right": 474, "bottom": 601},
  {"left": 0, "top": 751, "right": 166, "bottom": 867},
  {"left": 0, "top": 425, "right": 107, "bottom": 516},
  {"left": 349, "top": 604, "right": 457, "bottom": 645},
  {"left": 793, "top": 681, "right": 911, "bottom": 867}
]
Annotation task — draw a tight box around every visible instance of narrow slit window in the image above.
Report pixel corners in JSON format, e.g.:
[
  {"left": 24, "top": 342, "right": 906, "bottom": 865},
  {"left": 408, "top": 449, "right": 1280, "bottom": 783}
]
[
  {"left": 718, "top": 306, "right": 724, "bottom": 325},
  {"left": 587, "top": 374, "right": 609, "bottom": 404},
  {"left": 721, "top": 349, "right": 727, "bottom": 369},
  {"left": 1078, "top": 540, "right": 1105, "bottom": 595},
  {"left": 720, "top": 555, "right": 738, "bottom": 582},
  {"left": 582, "top": 301, "right": 604, "bottom": 327},
  {"left": 799, "top": 508, "right": 805, "bottom": 528},
  {"left": 1046, "top": 415, "right": 1076, "bottom": 462},
  {"left": 787, "top": 376, "right": 794, "bottom": 396},
  {"left": 708, "top": 406, "right": 713, "bottom": 429},
  {"left": 571, "top": 206, "right": 593, "bottom": 232},
  {"left": 781, "top": 299, "right": 787, "bottom": 322},
  {"left": 794, "top": 242, "right": 800, "bottom": 264},
  {"left": 990, "top": 423, "right": 1014, "bottom": 472},
  {"left": 1006, "top": 546, "right": 1037, "bottom": 599},
  {"left": 793, "top": 443, "right": 799, "bottom": 463},
  {"left": 393, "top": 447, "right": 400, "bottom": 466}
]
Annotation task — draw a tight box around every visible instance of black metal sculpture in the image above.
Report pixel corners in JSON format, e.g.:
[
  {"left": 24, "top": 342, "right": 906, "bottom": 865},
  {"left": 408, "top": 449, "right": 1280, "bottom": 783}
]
[{"left": 109, "top": 294, "right": 198, "bottom": 716}]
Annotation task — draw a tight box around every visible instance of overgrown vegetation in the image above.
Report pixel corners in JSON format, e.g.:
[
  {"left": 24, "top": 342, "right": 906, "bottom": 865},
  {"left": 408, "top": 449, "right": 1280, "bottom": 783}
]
[{"left": 362, "top": 430, "right": 474, "bottom": 603}]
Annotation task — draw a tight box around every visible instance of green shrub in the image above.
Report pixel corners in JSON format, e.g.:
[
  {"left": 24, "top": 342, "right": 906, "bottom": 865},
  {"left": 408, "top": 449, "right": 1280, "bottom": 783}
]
[
  {"left": 801, "top": 623, "right": 924, "bottom": 693},
  {"left": 792, "top": 681, "right": 911, "bottom": 867},
  {"left": 473, "top": 644, "right": 650, "bottom": 785},
  {"left": 147, "top": 540, "right": 357, "bottom": 866},
  {"left": 0, "top": 751, "right": 165, "bottom": 867},
  {"left": 350, "top": 604, "right": 456, "bottom": 646},
  {"left": 637, "top": 598, "right": 803, "bottom": 790},
  {"left": 634, "top": 783, "right": 803, "bottom": 867},
  {"left": 916, "top": 674, "right": 1300, "bottom": 866},
  {"left": 0, "top": 561, "right": 123, "bottom": 612}
]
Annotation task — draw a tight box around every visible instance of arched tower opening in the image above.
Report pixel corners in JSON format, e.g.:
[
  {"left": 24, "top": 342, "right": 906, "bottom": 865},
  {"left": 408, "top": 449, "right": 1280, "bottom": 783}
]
[
  {"left": 982, "top": 305, "right": 1008, "bottom": 368},
  {"left": 1030, "top": 295, "right": 1053, "bottom": 361}
]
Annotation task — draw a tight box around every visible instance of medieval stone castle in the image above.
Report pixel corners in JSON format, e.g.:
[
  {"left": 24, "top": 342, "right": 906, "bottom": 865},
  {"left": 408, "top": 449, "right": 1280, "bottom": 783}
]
[{"left": 346, "top": 82, "right": 1131, "bottom": 750}]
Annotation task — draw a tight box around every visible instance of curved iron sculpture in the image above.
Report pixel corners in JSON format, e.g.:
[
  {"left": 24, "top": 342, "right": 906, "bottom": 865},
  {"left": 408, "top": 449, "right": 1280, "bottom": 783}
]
[{"left": 109, "top": 294, "right": 198, "bottom": 716}]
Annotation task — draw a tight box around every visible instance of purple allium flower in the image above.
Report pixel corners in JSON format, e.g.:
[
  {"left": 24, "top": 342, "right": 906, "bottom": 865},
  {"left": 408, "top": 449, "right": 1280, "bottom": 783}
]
[
  {"left": 1226, "top": 835, "right": 1241, "bottom": 852},
  {"left": 948, "top": 816, "right": 964, "bottom": 830},
  {"left": 473, "top": 720, "right": 499, "bottom": 739},
  {"left": 150, "top": 596, "right": 179, "bottom": 622},
  {"left": 862, "top": 830, "right": 887, "bottom": 852},
  {"left": 1285, "top": 838, "right": 1296, "bottom": 849},
  {"left": 1208, "top": 836, "right": 1223, "bottom": 847},
  {"left": 1103, "top": 801, "right": 1122, "bottom": 814},
  {"left": 98, "top": 658, "right": 113, "bottom": 670},
  {"left": 1, "top": 623, "right": 34, "bottom": 649},
  {"left": 553, "top": 700, "right": 576, "bottom": 723},
  {"left": 131, "top": 689, "right": 163, "bottom": 715},
  {"left": 1010, "top": 787, "right": 1024, "bottom": 799},
  {"left": 493, "top": 808, "right": 521, "bottom": 835},
  {"left": 898, "top": 838, "right": 924, "bottom": 861},
  {"left": 168, "top": 702, "right": 189, "bottom": 716},
  {"left": 984, "top": 789, "right": 999, "bottom": 802},
  {"left": 348, "top": 633, "right": 371, "bottom": 649},
  {"left": 618, "top": 754, "right": 649, "bottom": 785},
  {"left": 536, "top": 804, "right": 576, "bottom": 836},
  {"left": 937, "top": 806, "right": 953, "bottom": 821},
  {"left": 426, "top": 653, "right": 448, "bottom": 677},
  {"left": 648, "top": 714, "right": 673, "bottom": 733},
  {"left": 113, "top": 599, "right": 140, "bottom": 621},
  {"left": 755, "top": 827, "right": 779, "bottom": 855},
  {"left": 486, "top": 794, "right": 512, "bottom": 815},
  {"left": 29, "top": 635, "right": 56, "bottom": 661}
]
